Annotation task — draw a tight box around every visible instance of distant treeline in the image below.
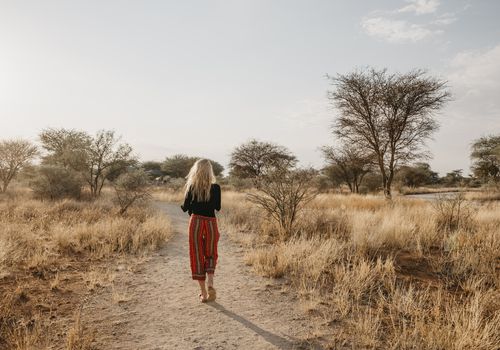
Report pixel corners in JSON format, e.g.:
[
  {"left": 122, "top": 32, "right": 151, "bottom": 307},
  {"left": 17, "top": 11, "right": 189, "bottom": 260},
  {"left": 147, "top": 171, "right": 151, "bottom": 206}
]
[{"left": 1, "top": 68, "right": 499, "bottom": 199}]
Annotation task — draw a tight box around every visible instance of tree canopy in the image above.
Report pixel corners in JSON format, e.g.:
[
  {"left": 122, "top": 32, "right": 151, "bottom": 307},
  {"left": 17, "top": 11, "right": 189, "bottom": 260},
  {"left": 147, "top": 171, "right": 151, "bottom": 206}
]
[
  {"left": 229, "top": 139, "right": 297, "bottom": 178},
  {"left": 328, "top": 68, "right": 450, "bottom": 198}
]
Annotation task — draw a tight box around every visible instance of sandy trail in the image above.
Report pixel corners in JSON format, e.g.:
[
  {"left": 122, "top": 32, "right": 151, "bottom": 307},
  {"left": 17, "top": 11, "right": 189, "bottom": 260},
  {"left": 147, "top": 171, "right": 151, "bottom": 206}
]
[{"left": 81, "top": 202, "right": 317, "bottom": 350}]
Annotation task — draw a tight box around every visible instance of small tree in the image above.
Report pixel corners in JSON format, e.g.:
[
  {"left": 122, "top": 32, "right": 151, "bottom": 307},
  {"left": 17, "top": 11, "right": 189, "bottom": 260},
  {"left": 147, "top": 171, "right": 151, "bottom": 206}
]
[
  {"left": 247, "top": 167, "right": 317, "bottom": 240},
  {"left": 441, "top": 169, "right": 465, "bottom": 187},
  {"left": 113, "top": 169, "right": 151, "bottom": 215},
  {"left": 86, "top": 130, "right": 136, "bottom": 197},
  {"left": 0, "top": 139, "right": 39, "bottom": 192},
  {"left": 39, "top": 128, "right": 90, "bottom": 172},
  {"left": 39, "top": 128, "right": 136, "bottom": 197},
  {"left": 321, "top": 144, "right": 372, "bottom": 193},
  {"left": 395, "top": 162, "right": 439, "bottom": 187},
  {"left": 471, "top": 135, "right": 500, "bottom": 189},
  {"left": 30, "top": 165, "right": 83, "bottom": 200},
  {"left": 328, "top": 68, "right": 450, "bottom": 199},
  {"left": 229, "top": 139, "right": 297, "bottom": 178}
]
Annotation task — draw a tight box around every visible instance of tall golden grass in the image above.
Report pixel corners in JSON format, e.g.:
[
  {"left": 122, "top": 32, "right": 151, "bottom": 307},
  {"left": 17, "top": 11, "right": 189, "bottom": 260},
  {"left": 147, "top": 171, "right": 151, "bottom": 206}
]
[
  {"left": 219, "top": 191, "right": 500, "bottom": 349},
  {"left": 0, "top": 194, "right": 172, "bottom": 349}
]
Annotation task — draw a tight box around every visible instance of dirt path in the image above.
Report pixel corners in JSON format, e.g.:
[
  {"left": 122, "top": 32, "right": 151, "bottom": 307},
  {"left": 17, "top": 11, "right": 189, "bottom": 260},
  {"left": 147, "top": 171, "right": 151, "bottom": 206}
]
[{"left": 81, "top": 202, "right": 318, "bottom": 350}]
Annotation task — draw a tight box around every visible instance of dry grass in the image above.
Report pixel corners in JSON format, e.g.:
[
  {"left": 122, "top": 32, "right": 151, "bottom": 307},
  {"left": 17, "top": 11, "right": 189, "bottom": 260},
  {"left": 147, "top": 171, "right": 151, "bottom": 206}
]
[
  {"left": 465, "top": 190, "right": 500, "bottom": 202},
  {"left": 0, "top": 194, "right": 172, "bottom": 349},
  {"left": 398, "top": 186, "right": 482, "bottom": 195},
  {"left": 220, "top": 191, "right": 500, "bottom": 349}
]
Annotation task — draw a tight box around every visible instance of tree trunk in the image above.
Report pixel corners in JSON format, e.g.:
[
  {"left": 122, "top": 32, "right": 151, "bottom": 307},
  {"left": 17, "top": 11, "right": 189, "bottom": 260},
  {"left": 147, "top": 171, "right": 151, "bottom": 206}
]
[
  {"left": 382, "top": 174, "right": 392, "bottom": 199},
  {"left": 383, "top": 176, "right": 393, "bottom": 199},
  {"left": 347, "top": 182, "right": 353, "bottom": 193}
]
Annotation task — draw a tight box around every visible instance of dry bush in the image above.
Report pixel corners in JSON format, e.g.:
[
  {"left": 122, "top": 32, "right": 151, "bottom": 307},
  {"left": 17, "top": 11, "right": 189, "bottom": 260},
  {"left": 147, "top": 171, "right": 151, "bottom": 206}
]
[
  {"left": 113, "top": 169, "right": 151, "bottom": 215},
  {"left": 247, "top": 168, "right": 317, "bottom": 240},
  {"left": 0, "top": 195, "right": 172, "bottom": 349},
  {"left": 432, "top": 192, "right": 476, "bottom": 232}
]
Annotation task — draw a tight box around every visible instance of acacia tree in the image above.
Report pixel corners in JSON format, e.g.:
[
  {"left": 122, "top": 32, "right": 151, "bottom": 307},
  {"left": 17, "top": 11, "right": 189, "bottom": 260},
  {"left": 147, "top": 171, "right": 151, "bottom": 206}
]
[
  {"left": 328, "top": 68, "right": 450, "bottom": 198},
  {"left": 0, "top": 139, "right": 38, "bottom": 192},
  {"left": 86, "top": 130, "right": 136, "bottom": 197},
  {"left": 39, "top": 128, "right": 90, "bottom": 172},
  {"left": 395, "top": 162, "right": 439, "bottom": 187},
  {"left": 39, "top": 128, "right": 136, "bottom": 197},
  {"left": 321, "top": 144, "right": 372, "bottom": 193},
  {"left": 471, "top": 135, "right": 500, "bottom": 188},
  {"left": 229, "top": 139, "right": 297, "bottom": 178}
]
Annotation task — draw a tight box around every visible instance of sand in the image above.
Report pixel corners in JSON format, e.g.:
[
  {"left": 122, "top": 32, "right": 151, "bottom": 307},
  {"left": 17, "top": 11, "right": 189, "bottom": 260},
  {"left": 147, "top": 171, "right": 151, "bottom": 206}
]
[{"left": 81, "top": 202, "right": 318, "bottom": 350}]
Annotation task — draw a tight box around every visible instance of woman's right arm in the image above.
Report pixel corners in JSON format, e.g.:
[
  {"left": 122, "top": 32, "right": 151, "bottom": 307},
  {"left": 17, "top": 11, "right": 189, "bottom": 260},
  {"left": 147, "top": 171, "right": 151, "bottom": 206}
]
[{"left": 181, "top": 190, "right": 191, "bottom": 213}]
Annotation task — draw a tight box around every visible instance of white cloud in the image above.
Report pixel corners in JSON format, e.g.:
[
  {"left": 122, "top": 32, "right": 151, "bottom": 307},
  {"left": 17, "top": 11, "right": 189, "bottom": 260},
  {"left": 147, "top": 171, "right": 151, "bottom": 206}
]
[
  {"left": 442, "top": 44, "right": 500, "bottom": 141},
  {"left": 398, "top": 0, "right": 440, "bottom": 15},
  {"left": 433, "top": 13, "right": 458, "bottom": 26},
  {"left": 361, "top": 16, "right": 439, "bottom": 43},
  {"left": 448, "top": 45, "right": 500, "bottom": 93},
  {"left": 361, "top": 0, "right": 461, "bottom": 43},
  {"left": 444, "top": 44, "right": 500, "bottom": 132}
]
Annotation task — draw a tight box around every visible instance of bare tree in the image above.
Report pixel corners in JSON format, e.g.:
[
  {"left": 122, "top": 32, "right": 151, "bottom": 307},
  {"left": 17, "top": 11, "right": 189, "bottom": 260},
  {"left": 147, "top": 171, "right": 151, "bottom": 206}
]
[
  {"left": 321, "top": 144, "right": 372, "bottom": 193},
  {"left": 328, "top": 68, "right": 450, "bottom": 198},
  {"left": 0, "top": 139, "right": 38, "bottom": 192},
  {"left": 229, "top": 139, "right": 297, "bottom": 178},
  {"left": 247, "top": 167, "right": 317, "bottom": 239},
  {"left": 114, "top": 169, "right": 151, "bottom": 215}
]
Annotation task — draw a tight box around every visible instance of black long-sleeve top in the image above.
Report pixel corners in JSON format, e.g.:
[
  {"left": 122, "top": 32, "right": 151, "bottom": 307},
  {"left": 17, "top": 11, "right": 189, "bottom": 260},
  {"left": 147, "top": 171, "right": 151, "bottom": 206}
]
[{"left": 181, "top": 183, "right": 221, "bottom": 217}]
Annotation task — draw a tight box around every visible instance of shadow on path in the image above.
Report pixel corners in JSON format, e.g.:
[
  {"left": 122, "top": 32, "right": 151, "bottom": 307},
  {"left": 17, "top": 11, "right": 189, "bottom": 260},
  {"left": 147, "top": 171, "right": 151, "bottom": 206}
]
[{"left": 208, "top": 302, "right": 308, "bottom": 350}]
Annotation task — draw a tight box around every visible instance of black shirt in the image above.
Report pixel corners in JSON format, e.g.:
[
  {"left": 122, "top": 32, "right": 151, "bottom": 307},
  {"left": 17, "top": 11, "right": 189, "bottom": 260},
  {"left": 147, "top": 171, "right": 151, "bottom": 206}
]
[{"left": 181, "top": 183, "right": 221, "bottom": 217}]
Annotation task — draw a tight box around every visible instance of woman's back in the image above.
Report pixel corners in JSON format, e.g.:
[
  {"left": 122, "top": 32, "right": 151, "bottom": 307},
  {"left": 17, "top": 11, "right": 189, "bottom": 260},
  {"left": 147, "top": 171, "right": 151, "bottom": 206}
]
[{"left": 181, "top": 183, "right": 221, "bottom": 217}]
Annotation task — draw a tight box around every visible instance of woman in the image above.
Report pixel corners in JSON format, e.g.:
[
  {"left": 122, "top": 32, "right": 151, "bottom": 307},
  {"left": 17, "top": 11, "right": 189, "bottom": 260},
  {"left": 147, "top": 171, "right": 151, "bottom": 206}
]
[{"left": 181, "top": 159, "right": 221, "bottom": 303}]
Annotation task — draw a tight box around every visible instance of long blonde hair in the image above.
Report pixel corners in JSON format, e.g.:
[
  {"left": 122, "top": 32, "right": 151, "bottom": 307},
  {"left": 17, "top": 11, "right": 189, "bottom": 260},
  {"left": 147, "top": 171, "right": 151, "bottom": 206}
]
[{"left": 184, "top": 159, "right": 216, "bottom": 202}]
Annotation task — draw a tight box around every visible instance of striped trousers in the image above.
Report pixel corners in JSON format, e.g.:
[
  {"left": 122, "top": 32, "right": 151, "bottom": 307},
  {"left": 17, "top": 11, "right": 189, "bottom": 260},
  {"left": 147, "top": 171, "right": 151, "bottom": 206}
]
[{"left": 188, "top": 214, "right": 220, "bottom": 280}]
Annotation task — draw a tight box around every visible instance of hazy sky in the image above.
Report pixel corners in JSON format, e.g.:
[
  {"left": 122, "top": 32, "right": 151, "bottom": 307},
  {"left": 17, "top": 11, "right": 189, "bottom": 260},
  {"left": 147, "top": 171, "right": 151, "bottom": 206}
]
[{"left": 1, "top": 0, "right": 499, "bottom": 175}]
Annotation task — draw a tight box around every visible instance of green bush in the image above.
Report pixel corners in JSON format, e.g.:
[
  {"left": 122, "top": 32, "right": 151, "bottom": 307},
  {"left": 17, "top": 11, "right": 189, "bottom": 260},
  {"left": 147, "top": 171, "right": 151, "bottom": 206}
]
[{"left": 30, "top": 165, "right": 84, "bottom": 200}]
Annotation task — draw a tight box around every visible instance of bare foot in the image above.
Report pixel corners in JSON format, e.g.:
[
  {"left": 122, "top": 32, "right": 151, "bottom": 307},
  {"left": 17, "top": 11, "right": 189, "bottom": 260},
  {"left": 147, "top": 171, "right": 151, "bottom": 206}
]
[{"left": 199, "top": 291, "right": 208, "bottom": 303}]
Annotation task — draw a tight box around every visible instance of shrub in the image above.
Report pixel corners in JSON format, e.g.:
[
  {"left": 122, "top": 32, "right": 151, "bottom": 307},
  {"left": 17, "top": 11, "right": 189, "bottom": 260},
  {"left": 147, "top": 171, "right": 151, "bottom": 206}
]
[
  {"left": 247, "top": 167, "right": 317, "bottom": 240},
  {"left": 30, "top": 165, "right": 84, "bottom": 200},
  {"left": 432, "top": 193, "right": 476, "bottom": 232},
  {"left": 113, "top": 169, "right": 151, "bottom": 215}
]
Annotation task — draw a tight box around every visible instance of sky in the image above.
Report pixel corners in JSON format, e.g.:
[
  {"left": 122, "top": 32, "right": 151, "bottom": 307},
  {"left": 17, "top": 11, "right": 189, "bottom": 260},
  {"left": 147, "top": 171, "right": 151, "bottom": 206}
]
[{"left": 1, "top": 0, "right": 499, "bottom": 176}]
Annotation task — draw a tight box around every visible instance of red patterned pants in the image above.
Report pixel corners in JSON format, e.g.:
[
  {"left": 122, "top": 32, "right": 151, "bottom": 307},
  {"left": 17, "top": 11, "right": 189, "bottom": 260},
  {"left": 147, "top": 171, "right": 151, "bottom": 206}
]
[{"left": 188, "top": 214, "right": 220, "bottom": 280}]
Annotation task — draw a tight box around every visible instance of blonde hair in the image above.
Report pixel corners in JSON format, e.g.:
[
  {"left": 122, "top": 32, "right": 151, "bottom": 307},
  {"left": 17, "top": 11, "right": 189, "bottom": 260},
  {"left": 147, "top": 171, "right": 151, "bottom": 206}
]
[{"left": 184, "top": 159, "right": 216, "bottom": 202}]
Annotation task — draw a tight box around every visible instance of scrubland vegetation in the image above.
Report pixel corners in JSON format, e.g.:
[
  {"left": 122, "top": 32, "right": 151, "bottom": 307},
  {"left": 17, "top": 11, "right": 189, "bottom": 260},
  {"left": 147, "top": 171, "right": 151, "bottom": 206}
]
[
  {"left": 0, "top": 189, "right": 172, "bottom": 349},
  {"left": 218, "top": 190, "right": 500, "bottom": 349},
  {"left": 1, "top": 66, "right": 499, "bottom": 349}
]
